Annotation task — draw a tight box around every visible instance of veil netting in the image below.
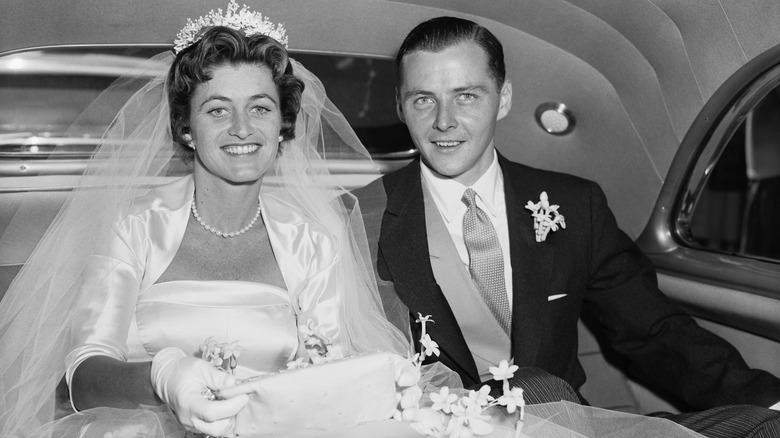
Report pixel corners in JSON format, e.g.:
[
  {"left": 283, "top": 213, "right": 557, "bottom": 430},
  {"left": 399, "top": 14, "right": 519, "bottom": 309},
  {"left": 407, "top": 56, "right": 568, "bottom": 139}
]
[
  {"left": 0, "top": 49, "right": 417, "bottom": 437},
  {"left": 0, "top": 49, "right": 705, "bottom": 438}
]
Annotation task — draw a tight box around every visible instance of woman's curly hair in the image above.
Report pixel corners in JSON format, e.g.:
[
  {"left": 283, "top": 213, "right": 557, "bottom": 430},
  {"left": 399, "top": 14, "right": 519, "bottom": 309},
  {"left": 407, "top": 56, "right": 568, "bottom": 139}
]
[{"left": 167, "top": 26, "right": 304, "bottom": 157}]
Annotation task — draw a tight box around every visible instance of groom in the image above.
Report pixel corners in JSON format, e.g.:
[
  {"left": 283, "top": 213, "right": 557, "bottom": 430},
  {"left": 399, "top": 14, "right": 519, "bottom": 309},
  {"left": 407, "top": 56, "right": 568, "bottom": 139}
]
[{"left": 366, "top": 15, "right": 780, "bottom": 436}]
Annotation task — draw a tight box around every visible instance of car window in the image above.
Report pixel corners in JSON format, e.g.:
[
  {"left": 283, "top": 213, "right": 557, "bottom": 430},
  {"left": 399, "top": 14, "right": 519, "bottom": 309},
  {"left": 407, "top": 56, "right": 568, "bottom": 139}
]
[
  {"left": 0, "top": 46, "right": 415, "bottom": 180},
  {"left": 682, "top": 67, "right": 780, "bottom": 262}
]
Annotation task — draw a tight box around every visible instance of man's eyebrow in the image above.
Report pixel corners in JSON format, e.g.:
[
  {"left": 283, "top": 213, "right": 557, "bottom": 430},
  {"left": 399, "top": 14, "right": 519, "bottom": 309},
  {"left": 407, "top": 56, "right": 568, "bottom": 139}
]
[
  {"left": 401, "top": 89, "right": 433, "bottom": 101},
  {"left": 453, "top": 85, "right": 489, "bottom": 94}
]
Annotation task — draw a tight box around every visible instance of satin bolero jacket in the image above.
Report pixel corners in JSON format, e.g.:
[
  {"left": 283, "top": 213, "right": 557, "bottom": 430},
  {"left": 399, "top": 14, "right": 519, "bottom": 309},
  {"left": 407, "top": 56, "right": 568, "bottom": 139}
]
[{"left": 65, "top": 175, "right": 344, "bottom": 382}]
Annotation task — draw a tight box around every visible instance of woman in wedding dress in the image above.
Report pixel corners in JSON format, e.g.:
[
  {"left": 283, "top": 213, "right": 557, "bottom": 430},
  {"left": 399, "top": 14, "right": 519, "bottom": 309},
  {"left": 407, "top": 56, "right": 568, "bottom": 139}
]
[
  {"left": 0, "top": 9, "right": 412, "bottom": 436},
  {"left": 0, "top": 3, "right": 708, "bottom": 437}
]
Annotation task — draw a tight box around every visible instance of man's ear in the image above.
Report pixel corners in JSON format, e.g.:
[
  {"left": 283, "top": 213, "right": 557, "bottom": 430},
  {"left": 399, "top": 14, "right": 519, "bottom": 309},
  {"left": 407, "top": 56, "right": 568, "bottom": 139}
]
[
  {"left": 395, "top": 88, "right": 406, "bottom": 124},
  {"left": 496, "top": 80, "right": 512, "bottom": 121}
]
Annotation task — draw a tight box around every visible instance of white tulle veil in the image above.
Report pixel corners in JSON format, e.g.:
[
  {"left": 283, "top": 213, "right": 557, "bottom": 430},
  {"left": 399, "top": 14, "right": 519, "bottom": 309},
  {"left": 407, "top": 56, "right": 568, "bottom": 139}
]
[{"left": 0, "top": 41, "right": 415, "bottom": 435}]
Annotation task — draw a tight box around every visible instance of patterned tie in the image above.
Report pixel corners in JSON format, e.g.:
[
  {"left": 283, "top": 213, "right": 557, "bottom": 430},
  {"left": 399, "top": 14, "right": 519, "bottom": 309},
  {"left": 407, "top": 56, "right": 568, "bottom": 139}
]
[{"left": 461, "top": 188, "right": 512, "bottom": 334}]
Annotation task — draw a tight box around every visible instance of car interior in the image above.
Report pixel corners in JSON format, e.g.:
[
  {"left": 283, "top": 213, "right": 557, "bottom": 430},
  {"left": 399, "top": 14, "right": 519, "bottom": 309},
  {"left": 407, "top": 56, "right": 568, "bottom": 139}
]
[{"left": 2, "top": 0, "right": 779, "bottom": 419}]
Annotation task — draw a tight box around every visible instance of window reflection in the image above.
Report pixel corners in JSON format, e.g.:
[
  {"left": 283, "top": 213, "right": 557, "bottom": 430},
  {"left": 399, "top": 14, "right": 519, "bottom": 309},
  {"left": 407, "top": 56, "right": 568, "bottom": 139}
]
[
  {"left": 689, "top": 86, "right": 780, "bottom": 261},
  {"left": 0, "top": 47, "right": 416, "bottom": 178}
]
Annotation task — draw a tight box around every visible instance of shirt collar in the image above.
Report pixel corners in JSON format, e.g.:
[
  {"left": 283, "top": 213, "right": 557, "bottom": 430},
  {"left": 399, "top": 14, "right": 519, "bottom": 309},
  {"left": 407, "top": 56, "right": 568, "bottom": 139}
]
[{"left": 420, "top": 150, "right": 503, "bottom": 223}]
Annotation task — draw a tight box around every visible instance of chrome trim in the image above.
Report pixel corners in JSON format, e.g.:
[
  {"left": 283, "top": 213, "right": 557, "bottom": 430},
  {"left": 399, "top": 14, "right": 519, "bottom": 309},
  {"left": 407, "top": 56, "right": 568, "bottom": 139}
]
[{"left": 0, "top": 43, "right": 396, "bottom": 61}]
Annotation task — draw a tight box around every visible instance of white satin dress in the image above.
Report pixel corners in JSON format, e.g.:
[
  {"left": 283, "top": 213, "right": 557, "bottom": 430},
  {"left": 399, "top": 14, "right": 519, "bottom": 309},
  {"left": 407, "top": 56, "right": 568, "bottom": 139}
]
[{"left": 65, "top": 175, "right": 346, "bottom": 391}]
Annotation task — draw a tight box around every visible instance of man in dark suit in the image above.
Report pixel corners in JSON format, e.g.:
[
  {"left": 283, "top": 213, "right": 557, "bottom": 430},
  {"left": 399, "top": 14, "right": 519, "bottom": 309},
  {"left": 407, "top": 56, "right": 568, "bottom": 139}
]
[{"left": 366, "top": 15, "right": 780, "bottom": 437}]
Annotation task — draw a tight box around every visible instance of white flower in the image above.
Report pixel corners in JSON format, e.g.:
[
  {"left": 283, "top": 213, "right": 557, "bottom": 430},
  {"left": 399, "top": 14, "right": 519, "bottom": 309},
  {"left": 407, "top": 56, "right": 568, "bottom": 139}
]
[
  {"left": 299, "top": 319, "right": 335, "bottom": 361},
  {"left": 416, "top": 313, "right": 435, "bottom": 351},
  {"left": 285, "top": 357, "right": 309, "bottom": 370},
  {"left": 398, "top": 315, "right": 528, "bottom": 435},
  {"left": 446, "top": 401, "right": 494, "bottom": 437},
  {"left": 391, "top": 354, "right": 422, "bottom": 387},
  {"left": 416, "top": 313, "right": 434, "bottom": 324},
  {"left": 525, "top": 191, "right": 566, "bottom": 242},
  {"left": 489, "top": 360, "right": 519, "bottom": 382},
  {"left": 465, "top": 413, "right": 495, "bottom": 436},
  {"left": 408, "top": 407, "right": 447, "bottom": 437},
  {"left": 420, "top": 334, "right": 440, "bottom": 357},
  {"left": 444, "top": 414, "right": 470, "bottom": 438},
  {"left": 401, "top": 406, "right": 419, "bottom": 423},
  {"left": 199, "top": 337, "right": 243, "bottom": 373},
  {"left": 430, "top": 387, "right": 459, "bottom": 414},
  {"left": 497, "top": 387, "right": 525, "bottom": 416},
  {"left": 466, "top": 385, "right": 493, "bottom": 408},
  {"left": 399, "top": 385, "right": 424, "bottom": 410}
]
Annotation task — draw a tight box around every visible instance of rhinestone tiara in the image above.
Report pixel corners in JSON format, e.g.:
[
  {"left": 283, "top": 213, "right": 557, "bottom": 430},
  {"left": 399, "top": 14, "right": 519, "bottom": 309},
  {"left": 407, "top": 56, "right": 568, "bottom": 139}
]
[{"left": 173, "top": 0, "right": 288, "bottom": 54}]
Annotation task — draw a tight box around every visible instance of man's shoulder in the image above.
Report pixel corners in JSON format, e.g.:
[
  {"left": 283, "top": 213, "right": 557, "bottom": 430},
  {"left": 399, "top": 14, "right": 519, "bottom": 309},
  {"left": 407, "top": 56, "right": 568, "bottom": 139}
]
[
  {"left": 357, "top": 159, "right": 420, "bottom": 199},
  {"left": 498, "top": 155, "right": 597, "bottom": 191}
]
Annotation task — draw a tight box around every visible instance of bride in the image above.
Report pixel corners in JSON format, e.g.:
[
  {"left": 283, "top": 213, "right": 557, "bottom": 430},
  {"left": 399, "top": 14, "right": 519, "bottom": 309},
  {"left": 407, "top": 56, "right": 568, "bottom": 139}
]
[
  {"left": 0, "top": 2, "right": 705, "bottom": 437},
  {"left": 0, "top": 5, "right": 412, "bottom": 436}
]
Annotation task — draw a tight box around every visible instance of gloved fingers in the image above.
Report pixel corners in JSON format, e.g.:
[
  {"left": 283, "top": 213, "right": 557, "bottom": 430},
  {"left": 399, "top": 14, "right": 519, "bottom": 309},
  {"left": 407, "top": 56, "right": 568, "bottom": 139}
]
[
  {"left": 190, "top": 415, "right": 235, "bottom": 437},
  {"left": 191, "top": 393, "right": 250, "bottom": 423},
  {"left": 216, "top": 382, "right": 255, "bottom": 399},
  {"left": 204, "top": 367, "right": 238, "bottom": 388}
]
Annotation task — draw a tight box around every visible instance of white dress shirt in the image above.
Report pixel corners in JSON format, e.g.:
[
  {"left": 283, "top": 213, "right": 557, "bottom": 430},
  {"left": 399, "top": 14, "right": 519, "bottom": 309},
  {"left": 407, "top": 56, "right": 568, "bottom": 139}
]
[{"left": 420, "top": 150, "right": 513, "bottom": 307}]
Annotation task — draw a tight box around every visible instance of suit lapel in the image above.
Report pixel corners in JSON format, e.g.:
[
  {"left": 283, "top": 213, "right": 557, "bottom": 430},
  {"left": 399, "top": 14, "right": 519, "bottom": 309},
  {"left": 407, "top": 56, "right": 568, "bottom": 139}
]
[
  {"left": 500, "top": 155, "right": 553, "bottom": 366},
  {"left": 380, "top": 160, "right": 480, "bottom": 384}
]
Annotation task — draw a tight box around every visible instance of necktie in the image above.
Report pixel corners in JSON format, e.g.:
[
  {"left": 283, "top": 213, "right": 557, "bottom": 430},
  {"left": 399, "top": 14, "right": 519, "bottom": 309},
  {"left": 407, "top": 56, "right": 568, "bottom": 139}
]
[{"left": 462, "top": 188, "right": 511, "bottom": 334}]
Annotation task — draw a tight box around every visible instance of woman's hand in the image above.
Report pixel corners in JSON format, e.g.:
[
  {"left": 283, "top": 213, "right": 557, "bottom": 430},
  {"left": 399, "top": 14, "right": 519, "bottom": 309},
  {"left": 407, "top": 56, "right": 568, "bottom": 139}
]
[{"left": 151, "top": 347, "right": 249, "bottom": 436}]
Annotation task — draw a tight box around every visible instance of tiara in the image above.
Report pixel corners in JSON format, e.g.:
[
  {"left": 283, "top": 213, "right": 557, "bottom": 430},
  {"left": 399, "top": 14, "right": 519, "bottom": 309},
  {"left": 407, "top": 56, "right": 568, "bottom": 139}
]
[{"left": 173, "top": 0, "right": 289, "bottom": 54}]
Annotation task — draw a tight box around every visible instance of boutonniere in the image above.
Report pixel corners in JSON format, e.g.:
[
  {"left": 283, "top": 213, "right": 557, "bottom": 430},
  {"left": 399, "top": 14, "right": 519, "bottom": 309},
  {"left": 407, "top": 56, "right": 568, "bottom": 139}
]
[{"left": 525, "top": 191, "right": 565, "bottom": 242}]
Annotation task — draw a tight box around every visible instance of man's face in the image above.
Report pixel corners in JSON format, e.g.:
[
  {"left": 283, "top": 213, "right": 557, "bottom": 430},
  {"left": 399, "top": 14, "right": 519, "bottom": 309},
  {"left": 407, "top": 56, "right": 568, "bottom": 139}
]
[{"left": 396, "top": 41, "right": 512, "bottom": 186}]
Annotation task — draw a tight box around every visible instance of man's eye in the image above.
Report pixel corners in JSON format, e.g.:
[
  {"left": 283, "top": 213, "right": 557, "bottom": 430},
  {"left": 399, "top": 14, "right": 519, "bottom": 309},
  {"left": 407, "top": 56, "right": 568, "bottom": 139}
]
[
  {"left": 413, "top": 96, "right": 434, "bottom": 105},
  {"left": 457, "top": 93, "right": 477, "bottom": 101}
]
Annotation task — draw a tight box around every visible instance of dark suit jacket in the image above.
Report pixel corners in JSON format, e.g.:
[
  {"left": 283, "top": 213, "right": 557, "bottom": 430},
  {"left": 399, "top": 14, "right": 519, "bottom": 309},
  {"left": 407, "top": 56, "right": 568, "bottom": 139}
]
[{"left": 368, "top": 154, "right": 780, "bottom": 410}]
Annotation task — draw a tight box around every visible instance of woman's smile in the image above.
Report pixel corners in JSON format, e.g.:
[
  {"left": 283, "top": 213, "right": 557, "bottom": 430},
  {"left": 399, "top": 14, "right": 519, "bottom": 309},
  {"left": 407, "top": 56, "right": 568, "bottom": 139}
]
[{"left": 222, "top": 143, "right": 261, "bottom": 155}]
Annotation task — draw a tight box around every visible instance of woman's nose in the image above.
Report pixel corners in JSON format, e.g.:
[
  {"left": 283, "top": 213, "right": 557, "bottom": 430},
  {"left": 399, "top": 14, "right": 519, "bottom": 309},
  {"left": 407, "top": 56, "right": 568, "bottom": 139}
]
[{"left": 229, "top": 113, "right": 251, "bottom": 139}]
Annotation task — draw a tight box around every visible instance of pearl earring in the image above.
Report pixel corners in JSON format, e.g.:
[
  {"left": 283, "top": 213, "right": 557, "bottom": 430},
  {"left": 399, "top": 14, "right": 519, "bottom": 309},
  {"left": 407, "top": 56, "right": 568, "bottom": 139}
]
[
  {"left": 278, "top": 135, "right": 284, "bottom": 143},
  {"left": 187, "top": 141, "right": 196, "bottom": 150}
]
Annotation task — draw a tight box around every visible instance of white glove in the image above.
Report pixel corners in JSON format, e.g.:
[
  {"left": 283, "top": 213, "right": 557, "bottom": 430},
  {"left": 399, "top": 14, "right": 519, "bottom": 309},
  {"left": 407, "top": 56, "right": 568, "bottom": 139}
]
[{"left": 151, "top": 347, "right": 249, "bottom": 436}]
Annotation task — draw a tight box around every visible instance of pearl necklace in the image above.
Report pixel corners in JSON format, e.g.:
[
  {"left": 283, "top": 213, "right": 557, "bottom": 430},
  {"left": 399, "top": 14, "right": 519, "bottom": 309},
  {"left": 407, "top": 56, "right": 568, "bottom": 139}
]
[{"left": 191, "top": 195, "right": 262, "bottom": 238}]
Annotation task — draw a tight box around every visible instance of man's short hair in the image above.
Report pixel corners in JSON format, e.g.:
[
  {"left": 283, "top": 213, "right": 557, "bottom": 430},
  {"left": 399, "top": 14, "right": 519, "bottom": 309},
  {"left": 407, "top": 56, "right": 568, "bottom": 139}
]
[{"left": 395, "top": 16, "right": 506, "bottom": 90}]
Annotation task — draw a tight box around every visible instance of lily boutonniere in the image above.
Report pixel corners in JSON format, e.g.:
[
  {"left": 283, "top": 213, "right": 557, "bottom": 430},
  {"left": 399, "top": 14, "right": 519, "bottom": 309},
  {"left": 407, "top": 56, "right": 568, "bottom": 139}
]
[{"left": 525, "top": 191, "right": 565, "bottom": 242}]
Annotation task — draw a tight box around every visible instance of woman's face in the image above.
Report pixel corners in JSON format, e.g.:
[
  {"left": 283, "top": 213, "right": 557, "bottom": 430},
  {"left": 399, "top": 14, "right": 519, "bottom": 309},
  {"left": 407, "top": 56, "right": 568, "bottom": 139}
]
[{"left": 184, "top": 63, "right": 282, "bottom": 185}]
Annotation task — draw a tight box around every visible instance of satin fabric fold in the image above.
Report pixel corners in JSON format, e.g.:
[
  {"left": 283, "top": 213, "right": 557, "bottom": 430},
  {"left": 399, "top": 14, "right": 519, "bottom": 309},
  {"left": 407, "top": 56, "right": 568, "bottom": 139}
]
[{"left": 65, "top": 175, "right": 349, "bottom": 389}]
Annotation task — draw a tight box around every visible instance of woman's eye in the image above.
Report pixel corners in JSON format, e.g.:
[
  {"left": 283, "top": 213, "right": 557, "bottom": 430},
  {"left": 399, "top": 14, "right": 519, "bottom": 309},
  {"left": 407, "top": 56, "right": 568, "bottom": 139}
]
[
  {"left": 251, "top": 106, "right": 271, "bottom": 115},
  {"left": 208, "top": 108, "right": 228, "bottom": 117}
]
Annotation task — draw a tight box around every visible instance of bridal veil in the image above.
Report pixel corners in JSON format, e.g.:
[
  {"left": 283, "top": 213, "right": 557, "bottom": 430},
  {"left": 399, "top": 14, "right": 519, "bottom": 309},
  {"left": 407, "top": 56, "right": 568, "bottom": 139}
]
[{"left": 0, "top": 48, "right": 412, "bottom": 435}]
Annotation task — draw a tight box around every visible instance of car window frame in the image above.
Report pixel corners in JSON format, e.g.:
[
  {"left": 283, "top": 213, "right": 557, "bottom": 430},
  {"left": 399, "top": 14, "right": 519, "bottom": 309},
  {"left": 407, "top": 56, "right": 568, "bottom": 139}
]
[
  {"left": 637, "top": 42, "right": 780, "bottom": 340},
  {"left": 0, "top": 44, "right": 418, "bottom": 180},
  {"left": 677, "top": 63, "right": 780, "bottom": 263}
]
